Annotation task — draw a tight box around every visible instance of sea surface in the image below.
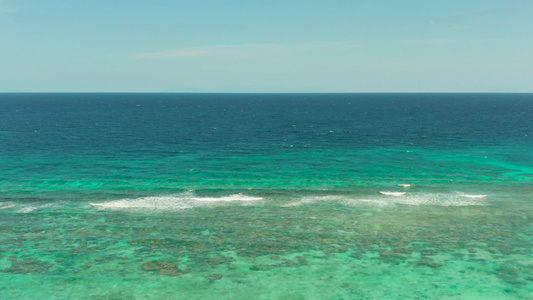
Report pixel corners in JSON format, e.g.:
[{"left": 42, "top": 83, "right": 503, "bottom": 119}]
[{"left": 0, "top": 93, "right": 532, "bottom": 299}]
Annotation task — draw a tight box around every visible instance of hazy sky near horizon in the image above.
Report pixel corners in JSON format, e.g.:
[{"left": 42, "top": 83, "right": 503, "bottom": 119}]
[{"left": 1, "top": 0, "right": 532, "bottom": 92}]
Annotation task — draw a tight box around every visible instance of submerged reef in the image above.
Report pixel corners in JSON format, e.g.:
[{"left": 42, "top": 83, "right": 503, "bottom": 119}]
[
  {"left": 3, "top": 257, "right": 53, "bottom": 274},
  {"left": 142, "top": 259, "right": 186, "bottom": 276}
]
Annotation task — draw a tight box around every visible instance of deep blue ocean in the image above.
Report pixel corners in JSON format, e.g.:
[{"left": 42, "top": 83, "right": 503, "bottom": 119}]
[{"left": 1, "top": 93, "right": 532, "bottom": 299}]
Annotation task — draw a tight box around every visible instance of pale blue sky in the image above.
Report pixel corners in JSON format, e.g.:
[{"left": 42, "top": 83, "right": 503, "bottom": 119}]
[{"left": 1, "top": 0, "right": 532, "bottom": 92}]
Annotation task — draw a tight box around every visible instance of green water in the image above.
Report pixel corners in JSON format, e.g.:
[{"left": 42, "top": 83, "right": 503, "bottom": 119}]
[
  {"left": 1, "top": 94, "right": 532, "bottom": 299},
  {"left": 1, "top": 192, "right": 532, "bottom": 299}
]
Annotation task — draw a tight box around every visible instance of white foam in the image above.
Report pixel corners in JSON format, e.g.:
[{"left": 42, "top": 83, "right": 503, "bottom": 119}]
[
  {"left": 16, "top": 203, "right": 53, "bottom": 213},
  {"left": 282, "top": 192, "right": 486, "bottom": 208},
  {"left": 90, "top": 196, "right": 192, "bottom": 210},
  {"left": 90, "top": 192, "right": 263, "bottom": 211},
  {"left": 0, "top": 203, "right": 15, "bottom": 210},
  {"left": 379, "top": 191, "right": 406, "bottom": 196},
  {"left": 391, "top": 193, "right": 485, "bottom": 206},
  {"left": 17, "top": 206, "right": 37, "bottom": 213},
  {"left": 91, "top": 190, "right": 488, "bottom": 212},
  {"left": 398, "top": 184, "right": 411, "bottom": 188},
  {"left": 457, "top": 192, "right": 488, "bottom": 198},
  {"left": 192, "top": 193, "right": 263, "bottom": 202}
]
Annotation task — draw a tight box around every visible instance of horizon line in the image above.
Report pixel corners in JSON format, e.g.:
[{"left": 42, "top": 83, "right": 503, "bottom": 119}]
[{"left": 1, "top": 92, "right": 532, "bottom": 94}]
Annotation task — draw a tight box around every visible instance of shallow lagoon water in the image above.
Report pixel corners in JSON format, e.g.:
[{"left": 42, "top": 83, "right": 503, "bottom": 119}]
[{"left": 1, "top": 93, "right": 532, "bottom": 299}]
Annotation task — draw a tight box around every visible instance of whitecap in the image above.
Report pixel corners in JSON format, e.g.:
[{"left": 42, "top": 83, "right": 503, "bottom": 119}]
[
  {"left": 457, "top": 192, "right": 488, "bottom": 198},
  {"left": 192, "top": 193, "right": 263, "bottom": 202},
  {"left": 282, "top": 192, "right": 485, "bottom": 208},
  {"left": 17, "top": 206, "right": 37, "bottom": 213},
  {"left": 90, "top": 196, "right": 192, "bottom": 211},
  {"left": 0, "top": 203, "right": 15, "bottom": 210},
  {"left": 379, "top": 191, "right": 406, "bottom": 196},
  {"left": 16, "top": 203, "right": 53, "bottom": 213},
  {"left": 90, "top": 192, "right": 263, "bottom": 211},
  {"left": 392, "top": 193, "right": 485, "bottom": 206}
]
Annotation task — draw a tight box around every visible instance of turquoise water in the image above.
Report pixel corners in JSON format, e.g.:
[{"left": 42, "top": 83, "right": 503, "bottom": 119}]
[{"left": 1, "top": 93, "right": 532, "bottom": 299}]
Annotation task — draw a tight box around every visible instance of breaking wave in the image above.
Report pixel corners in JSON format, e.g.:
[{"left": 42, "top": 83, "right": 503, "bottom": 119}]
[
  {"left": 90, "top": 191, "right": 263, "bottom": 211},
  {"left": 90, "top": 190, "right": 488, "bottom": 211},
  {"left": 282, "top": 192, "right": 487, "bottom": 208}
]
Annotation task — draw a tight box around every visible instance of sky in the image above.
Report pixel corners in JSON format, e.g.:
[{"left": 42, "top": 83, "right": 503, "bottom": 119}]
[{"left": 1, "top": 0, "right": 532, "bottom": 93}]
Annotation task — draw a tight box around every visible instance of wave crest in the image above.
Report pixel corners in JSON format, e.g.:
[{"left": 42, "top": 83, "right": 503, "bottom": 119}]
[
  {"left": 281, "top": 192, "right": 486, "bottom": 208},
  {"left": 90, "top": 192, "right": 263, "bottom": 211}
]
